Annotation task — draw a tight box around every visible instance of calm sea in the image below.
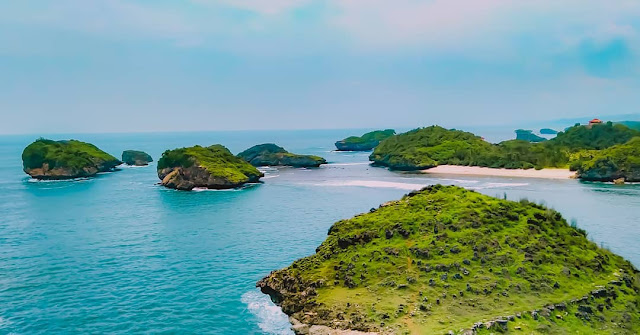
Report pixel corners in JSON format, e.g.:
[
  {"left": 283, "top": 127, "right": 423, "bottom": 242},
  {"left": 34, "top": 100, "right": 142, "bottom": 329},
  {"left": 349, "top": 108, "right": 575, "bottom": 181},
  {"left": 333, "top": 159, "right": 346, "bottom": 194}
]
[{"left": 1, "top": 129, "right": 639, "bottom": 334}]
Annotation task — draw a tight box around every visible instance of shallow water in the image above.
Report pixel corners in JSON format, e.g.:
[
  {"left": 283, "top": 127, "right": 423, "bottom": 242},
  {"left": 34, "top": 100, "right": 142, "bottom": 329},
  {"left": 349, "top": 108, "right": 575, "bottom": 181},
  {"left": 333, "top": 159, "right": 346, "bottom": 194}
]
[{"left": 1, "top": 130, "right": 639, "bottom": 334}]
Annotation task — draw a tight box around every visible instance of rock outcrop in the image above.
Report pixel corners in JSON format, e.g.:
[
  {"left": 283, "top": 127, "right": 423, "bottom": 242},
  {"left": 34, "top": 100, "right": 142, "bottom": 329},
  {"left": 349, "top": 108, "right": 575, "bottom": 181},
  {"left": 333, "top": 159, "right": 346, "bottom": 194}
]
[
  {"left": 237, "top": 143, "right": 326, "bottom": 168},
  {"left": 515, "top": 129, "right": 546, "bottom": 142},
  {"left": 335, "top": 130, "right": 395, "bottom": 151},
  {"left": 157, "top": 144, "right": 263, "bottom": 190},
  {"left": 22, "top": 138, "right": 121, "bottom": 179},
  {"left": 122, "top": 150, "right": 153, "bottom": 166},
  {"left": 575, "top": 137, "right": 640, "bottom": 182}
]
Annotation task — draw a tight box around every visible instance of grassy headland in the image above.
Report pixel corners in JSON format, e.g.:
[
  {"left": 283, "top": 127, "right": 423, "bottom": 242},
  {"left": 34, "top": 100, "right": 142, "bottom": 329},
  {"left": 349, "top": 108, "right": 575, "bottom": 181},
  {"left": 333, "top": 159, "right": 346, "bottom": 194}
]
[
  {"left": 258, "top": 185, "right": 640, "bottom": 334},
  {"left": 336, "top": 129, "right": 396, "bottom": 151}
]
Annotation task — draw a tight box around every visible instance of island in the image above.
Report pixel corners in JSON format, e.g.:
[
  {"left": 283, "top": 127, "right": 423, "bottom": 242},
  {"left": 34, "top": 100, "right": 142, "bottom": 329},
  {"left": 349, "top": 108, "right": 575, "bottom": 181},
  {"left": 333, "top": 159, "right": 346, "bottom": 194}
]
[
  {"left": 515, "top": 129, "right": 546, "bottom": 142},
  {"left": 157, "top": 144, "right": 263, "bottom": 190},
  {"left": 370, "top": 123, "right": 640, "bottom": 179},
  {"left": 122, "top": 150, "right": 153, "bottom": 166},
  {"left": 237, "top": 143, "right": 327, "bottom": 168},
  {"left": 22, "top": 138, "right": 122, "bottom": 179},
  {"left": 258, "top": 185, "right": 640, "bottom": 334},
  {"left": 335, "top": 129, "right": 396, "bottom": 151},
  {"left": 539, "top": 128, "right": 559, "bottom": 135}
]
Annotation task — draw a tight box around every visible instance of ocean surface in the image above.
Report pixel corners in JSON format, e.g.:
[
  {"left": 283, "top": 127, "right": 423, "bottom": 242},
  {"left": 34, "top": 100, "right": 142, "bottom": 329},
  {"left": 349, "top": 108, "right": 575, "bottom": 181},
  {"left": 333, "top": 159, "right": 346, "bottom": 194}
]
[{"left": 1, "top": 129, "right": 639, "bottom": 334}]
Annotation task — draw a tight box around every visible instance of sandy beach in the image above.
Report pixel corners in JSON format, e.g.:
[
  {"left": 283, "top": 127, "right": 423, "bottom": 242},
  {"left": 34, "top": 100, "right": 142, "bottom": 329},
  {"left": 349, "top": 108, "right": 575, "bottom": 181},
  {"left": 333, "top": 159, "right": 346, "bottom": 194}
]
[{"left": 422, "top": 165, "right": 576, "bottom": 180}]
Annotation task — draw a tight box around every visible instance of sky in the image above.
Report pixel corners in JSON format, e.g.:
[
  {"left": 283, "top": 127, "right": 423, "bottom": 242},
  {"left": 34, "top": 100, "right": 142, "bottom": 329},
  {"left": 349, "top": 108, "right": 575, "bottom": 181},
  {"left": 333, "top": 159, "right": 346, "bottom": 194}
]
[{"left": 1, "top": 0, "right": 639, "bottom": 134}]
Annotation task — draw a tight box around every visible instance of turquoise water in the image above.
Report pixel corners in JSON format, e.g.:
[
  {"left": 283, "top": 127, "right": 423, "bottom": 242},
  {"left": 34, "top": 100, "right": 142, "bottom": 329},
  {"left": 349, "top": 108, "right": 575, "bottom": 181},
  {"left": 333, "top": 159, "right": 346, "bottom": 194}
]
[{"left": 1, "top": 130, "right": 639, "bottom": 334}]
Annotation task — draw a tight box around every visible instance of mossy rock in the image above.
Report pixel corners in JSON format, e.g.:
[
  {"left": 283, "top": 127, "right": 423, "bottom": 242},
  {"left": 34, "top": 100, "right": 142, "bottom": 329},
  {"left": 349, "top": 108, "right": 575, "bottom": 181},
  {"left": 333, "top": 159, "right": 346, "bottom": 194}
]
[
  {"left": 237, "top": 143, "right": 327, "bottom": 168},
  {"left": 122, "top": 150, "right": 153, "bottom": 166},
  {"left": 157, "top": 144, "right": 263, "bottom": 190},
  {"left": 258, "top": 185, "right": 640, "bottom": 334},
  {"left": 335, "top": 129, "right": 396, "bottom": 151},
  {"left": 22, "top": 138, "right": 121, "bottom": 179}
]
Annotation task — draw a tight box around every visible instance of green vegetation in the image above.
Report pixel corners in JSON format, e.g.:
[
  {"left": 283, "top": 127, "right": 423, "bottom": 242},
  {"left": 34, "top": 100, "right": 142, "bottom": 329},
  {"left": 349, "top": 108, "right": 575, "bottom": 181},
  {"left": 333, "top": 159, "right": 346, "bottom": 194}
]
[
  {"left": 515, "top": 129, "right": 546, "bottom": 142},
  {"left": 237, "top": 143, "right": 326, "bottom": 168},
  {"left": 258, "top": 185, "right": 640, "bottom": 334},
  {"left": 370, "top": 123, "right": 640, "bottom": 172},
  {"left": 336, "top": 129, "right": 396, "bottom": 151},
  {"left": 122, "top": 150, "right": 153, "bottom": 166},
  {"left": 22, "top": 138, "right": 121, "bottom": 178},
  {"left": 540, "top": 128, "right": 558, "bottom": 135},
  {"left": 617, "top": 121, "right": 640, "bottom": 131},
  {"left": 573, "top": 137, "right": 640, "bottom": 182},
  {"left": 158, "top": 144, "right": 263, "bottom": 185}
]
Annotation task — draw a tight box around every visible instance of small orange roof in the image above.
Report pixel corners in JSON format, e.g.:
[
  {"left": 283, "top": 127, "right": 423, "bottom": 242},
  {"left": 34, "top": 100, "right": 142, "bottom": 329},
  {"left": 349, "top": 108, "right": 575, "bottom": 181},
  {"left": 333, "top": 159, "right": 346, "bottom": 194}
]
[{"left": 589, "top": 118, "right": 603, "bottom": 123}]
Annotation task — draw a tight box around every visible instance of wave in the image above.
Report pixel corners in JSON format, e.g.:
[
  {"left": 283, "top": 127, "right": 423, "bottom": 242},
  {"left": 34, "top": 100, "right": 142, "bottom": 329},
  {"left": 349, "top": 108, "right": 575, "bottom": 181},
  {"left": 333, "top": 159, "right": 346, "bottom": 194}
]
[
  {"left": 317, "top": 180, "right": 428, "bottom": 191},
  {"left": 262, "top": 175, "right": 280, "bottom": 179},
  {"left": 470, "top": 182, "right": 529, "bottom": 190},
  {"left": 329, "top": 162, "right": 370, "bottom": 166},
  {"left": 241, "top": 290, "right": 292, "bottom": 335},
  {"left": 27, "top": 177, "right": 91, "bottom": 183}
]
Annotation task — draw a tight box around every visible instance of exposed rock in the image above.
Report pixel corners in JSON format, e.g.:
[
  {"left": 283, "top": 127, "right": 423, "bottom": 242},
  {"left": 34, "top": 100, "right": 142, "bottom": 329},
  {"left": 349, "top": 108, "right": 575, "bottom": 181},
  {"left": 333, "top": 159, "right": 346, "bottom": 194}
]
[
  {"left": 157, "top": 144, "right": 263, "bottom": 190},
  {"left": 238, "top": 143, "right": 327, "bottom": 168},
  {"left": 122, "top": 150, "right": 153, "bottom": 166},
  {"left": 614, "top": 178, "right": 626, "bottom": 185}
]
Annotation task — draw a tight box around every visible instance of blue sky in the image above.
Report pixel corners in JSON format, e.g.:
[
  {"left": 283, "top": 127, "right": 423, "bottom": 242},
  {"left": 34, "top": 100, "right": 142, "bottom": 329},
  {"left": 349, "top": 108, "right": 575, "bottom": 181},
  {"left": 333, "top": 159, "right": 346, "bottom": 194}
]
[{"left": 1, "top": 0, "right": 639, "bottom": 134}]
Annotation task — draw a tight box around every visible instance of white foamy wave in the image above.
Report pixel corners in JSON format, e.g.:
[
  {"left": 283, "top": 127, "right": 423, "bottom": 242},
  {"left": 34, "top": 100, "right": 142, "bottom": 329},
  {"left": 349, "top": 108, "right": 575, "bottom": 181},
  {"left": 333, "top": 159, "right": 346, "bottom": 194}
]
[
  {"left": 329, "top": 162, "right": 370, "bottom": 166},
  {"left": 470, "top": 182, "right": 529, "bottom": 190},
  {"left": 437, "top": 178, "right": 480, "bottom": 184},
  {"left": 317, "top": 180, "right": 428, "bottom": 191},
  {"left": 262, "top": 175, "right": 280, "bottom": 179},
  {"left": 27, "top": 177, "right": 90, "bottom": 183},
  {"left": 241, "top": 290, "right": 293, "bottom": 335},
  {"left": 119, "top": 164, "right": 151, "bottom": 169}
]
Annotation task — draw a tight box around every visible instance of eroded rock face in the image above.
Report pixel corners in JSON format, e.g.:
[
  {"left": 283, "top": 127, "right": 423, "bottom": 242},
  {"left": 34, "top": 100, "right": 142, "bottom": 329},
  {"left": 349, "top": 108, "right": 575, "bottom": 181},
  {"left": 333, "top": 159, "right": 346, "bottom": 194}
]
[
  {"left": 238, "top": 143, "right": 327, "bottom": 168},
  {"left": 122, "top": 150, "right": 153, "bottom": 166},
  {"left": 158, "top": 166, "right": 262, "bottom": 191}
]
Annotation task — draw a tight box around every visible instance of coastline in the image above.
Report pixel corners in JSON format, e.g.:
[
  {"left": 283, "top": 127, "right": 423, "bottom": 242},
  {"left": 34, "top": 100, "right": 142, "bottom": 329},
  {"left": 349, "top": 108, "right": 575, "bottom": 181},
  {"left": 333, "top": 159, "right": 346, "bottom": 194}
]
[{"left": 422, "top": 165, "right": 576, "bottom": 179}]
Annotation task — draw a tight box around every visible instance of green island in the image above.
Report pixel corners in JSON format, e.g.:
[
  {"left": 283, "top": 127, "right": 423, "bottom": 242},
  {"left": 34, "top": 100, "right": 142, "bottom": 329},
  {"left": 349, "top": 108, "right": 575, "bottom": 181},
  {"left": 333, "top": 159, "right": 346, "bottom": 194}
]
[
  {"left": 369, "top": 123, "right": 640, "bottom": 181},
  {"left": 515, "top": 129, "right": 546, "bottom": 143},
  {"left": 258, "top": 185, "right": 640, "bottom": 334},
  {"left": 237, "top": 143, "right": 327, "bottom": 168},
  {"left": 539, "top": 128, "right": 558, "bottom": 135},
  {"left": 22, "top": 138, "right": 121, "bottom": 179},
  {"left": 157, "top": 144, "right": 263, "bottom": 190},
  {"left": 336, "top": 129, "right": 396, "bottom": 151},
  {"left": 122, "top": 150, "right": 153, "bottom": 166}
]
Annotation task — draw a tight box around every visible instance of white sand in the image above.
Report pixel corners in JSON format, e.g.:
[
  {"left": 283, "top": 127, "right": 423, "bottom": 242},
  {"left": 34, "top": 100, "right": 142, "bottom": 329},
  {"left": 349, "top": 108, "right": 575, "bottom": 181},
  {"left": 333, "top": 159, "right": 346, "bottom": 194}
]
[{"left": 422, "top": 165, "right": 576, "bottom": 180}]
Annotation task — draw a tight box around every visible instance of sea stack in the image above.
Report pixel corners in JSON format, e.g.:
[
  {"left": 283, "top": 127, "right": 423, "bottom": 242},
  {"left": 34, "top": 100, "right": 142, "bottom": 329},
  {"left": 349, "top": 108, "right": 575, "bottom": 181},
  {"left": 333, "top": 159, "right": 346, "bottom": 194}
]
[
  {"left": 157, "top": 144, "right": 263, "bottom": 190},
  {"left": 122, "top": 150, "right": 153, "bottom": 166},
  {"left": 237, "top": 143, "right": 327, "bottom": 168},
  {"left": 22, "top": 138, "right": 121, "bottom": 179}
]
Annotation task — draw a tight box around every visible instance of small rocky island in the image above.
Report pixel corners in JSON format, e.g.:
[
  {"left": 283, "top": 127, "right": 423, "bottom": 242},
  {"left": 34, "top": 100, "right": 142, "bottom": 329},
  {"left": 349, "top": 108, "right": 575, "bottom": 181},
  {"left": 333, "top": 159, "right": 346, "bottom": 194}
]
[
  {"left": 122, "top": 150, "right": 153, "bottom": 166},
  {"left": 157, "top": 144, "right": 263, "bottom": 190},
  {"left": 22, "top": 138, "right": 121, "bottom": 179},
  {"left": 540, "top": 128, "right": 559, "bottom": 135},
  {"left": 237, "top": 143, "right": 326, "bottom": 168},
  {"left": 258, "top": 185, "right": 640, "bottom": 334},
  {"left": 335, "top": 129, "right": 395, "bottom": 151},
  {"left": 515, "top": 129, "right": 546, "bottom": 142}
]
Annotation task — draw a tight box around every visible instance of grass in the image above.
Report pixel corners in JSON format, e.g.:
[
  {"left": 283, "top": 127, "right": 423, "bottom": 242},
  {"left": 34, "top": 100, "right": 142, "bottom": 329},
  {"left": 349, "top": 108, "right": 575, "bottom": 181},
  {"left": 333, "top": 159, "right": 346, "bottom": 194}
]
[
  {"left": 157, "top": 144, "right": 262, "bottom": 184},
  {"left": 22, "top": 138, "right": 120, "bottom": 171},
  {"left": 259, "top": 185, "right": 640, "bottom": 334}
]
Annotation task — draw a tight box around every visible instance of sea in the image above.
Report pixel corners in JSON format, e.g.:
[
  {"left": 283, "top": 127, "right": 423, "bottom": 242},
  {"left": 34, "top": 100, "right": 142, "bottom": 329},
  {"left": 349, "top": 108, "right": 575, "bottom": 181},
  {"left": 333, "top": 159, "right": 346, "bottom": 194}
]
[{"left": 1, "top": 129, "right": 639, "bottom": 334}]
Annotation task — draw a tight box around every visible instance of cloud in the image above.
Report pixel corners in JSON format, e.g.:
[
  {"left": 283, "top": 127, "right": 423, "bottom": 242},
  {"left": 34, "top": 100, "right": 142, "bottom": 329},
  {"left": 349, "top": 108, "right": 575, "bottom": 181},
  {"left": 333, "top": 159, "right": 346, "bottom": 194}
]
[{"left": 193, "top": 0, "right": 310, "bottom": 15}]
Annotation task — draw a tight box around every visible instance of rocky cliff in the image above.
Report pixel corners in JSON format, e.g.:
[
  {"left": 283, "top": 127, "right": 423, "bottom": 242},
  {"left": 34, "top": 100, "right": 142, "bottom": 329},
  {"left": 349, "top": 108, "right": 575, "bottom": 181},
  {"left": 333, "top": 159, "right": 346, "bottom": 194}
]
[
  {"left": 157, "top": 144, "right": 263, "bottom": 190},
  {"left": 122, "top": 150, "right": 153, "bottom": 166}
]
